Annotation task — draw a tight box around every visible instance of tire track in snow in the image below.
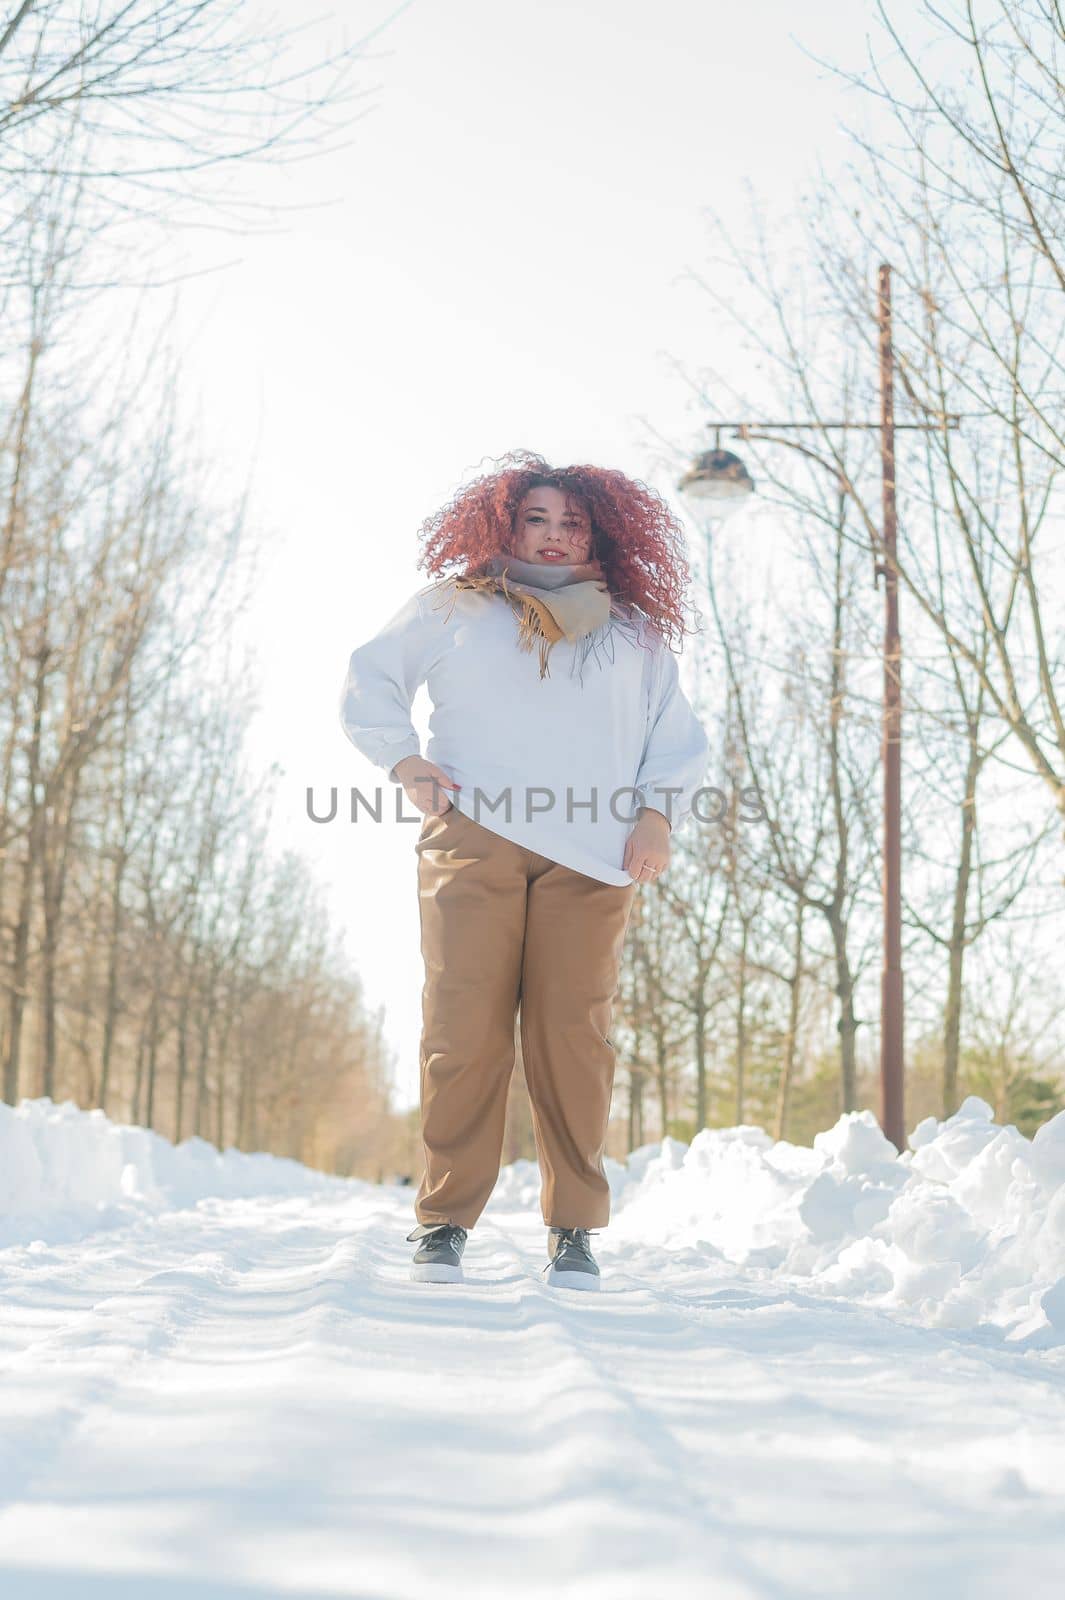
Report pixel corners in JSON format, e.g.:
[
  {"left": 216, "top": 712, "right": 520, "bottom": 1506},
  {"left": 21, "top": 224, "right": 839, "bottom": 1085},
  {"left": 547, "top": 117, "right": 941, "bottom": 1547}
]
[
  {"left": 0, "top": 1243, "right": 238, "bottom": 1517},
  {"left": 466, "top": 1210, "right": 771, "bottom": 1591},
  {"left": 1, "top": 1192, "right": 1064, "bottom": 1598}
]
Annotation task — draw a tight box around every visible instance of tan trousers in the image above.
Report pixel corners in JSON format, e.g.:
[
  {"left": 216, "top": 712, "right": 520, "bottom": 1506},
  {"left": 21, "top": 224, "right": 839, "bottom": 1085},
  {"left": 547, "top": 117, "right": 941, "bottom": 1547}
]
[{"left": 413, "top": 804, "right": 637, "bottom": 1231}]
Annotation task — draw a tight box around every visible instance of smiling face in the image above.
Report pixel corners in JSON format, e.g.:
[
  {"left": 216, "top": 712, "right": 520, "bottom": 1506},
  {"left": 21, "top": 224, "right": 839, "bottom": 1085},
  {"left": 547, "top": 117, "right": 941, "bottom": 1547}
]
[{"left": 510, "top": 484, "right": 595, "bottom": 567}]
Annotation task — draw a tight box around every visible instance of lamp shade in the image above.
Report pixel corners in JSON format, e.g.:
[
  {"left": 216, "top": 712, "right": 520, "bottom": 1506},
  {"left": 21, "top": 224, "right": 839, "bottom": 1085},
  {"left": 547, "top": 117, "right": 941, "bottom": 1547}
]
[{"left": 677, "top": 448, "right": 755, "bottom": 504}]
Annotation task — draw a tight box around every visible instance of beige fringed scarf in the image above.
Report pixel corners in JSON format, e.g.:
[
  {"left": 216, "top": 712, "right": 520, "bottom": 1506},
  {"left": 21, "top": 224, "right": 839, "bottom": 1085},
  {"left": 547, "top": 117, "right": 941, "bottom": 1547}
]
[{"left": 429, "top": 552, "right": 618, "bottom": 680}]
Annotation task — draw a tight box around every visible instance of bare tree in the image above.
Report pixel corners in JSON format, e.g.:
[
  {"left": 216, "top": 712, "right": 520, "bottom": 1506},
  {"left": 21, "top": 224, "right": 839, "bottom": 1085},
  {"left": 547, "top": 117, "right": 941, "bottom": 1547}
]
[
  {"left": 0, "top": 1, "right": 400, "bottom": 243},
  {"left": 618, "top": 881, "right": 683, "bottom": 1144},
  {"left": 811, "top": 0, "right": 1065, "bottom": 847},
  {"left": 639, "top": 0, "right": 1065, "bottom": 1126}
]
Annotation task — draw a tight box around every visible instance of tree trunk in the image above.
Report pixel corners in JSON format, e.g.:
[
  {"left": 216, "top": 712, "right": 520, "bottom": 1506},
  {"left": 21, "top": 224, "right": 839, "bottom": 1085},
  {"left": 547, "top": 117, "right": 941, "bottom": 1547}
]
[
  {"left": 98, "top": 853, "right": 127, "bottom": 1113},
  {"left": 828, "top": 908, "right": 858, "bottom": 1113},
  {"left": 693, "top": 997, "right": 708, "bottom": 1130},
  {"left": 735, "top": 918, "right": 749, "bottom": 1125},
  {"left": 774, "top": 902, "right": 805, "bottom": 1141},
  {"left": 943, "top": 739, "right": 980, "bottom": 1115}
]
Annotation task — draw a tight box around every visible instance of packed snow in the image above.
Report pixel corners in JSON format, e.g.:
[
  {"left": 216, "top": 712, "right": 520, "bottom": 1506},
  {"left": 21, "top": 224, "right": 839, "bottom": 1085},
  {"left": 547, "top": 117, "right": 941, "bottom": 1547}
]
[
  {"left": 499, "top": 1094, "right": 1065, "bottom": 1349},
  {"left": 0, "top": 1099, "right": 346, "bottom": 1249},
  {"left": 1, "top": 1095, "right": 1063, "bottom": 1598}
]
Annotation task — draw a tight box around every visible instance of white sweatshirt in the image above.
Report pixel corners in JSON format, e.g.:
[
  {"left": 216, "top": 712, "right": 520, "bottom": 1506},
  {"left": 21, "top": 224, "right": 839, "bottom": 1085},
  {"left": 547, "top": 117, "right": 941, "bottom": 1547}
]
[{"left": 338, "top": 579, "right": 710, "bottom": 886}]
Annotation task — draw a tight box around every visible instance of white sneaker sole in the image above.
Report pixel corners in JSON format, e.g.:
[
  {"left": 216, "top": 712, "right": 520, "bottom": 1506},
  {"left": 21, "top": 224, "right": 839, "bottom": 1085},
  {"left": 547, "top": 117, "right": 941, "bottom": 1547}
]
[
  {"left": 545, "top": 1263, "right": 600, "bottom": 1292},
  {"left": 410, "top": 1262, "right": 464, "bottom": 1283}
]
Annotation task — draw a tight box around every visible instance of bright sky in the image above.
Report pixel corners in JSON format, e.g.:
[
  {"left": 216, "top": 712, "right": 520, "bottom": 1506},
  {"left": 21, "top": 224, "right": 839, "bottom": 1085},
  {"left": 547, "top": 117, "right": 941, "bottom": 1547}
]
[{"left": 151, "top": 0, "right": 912, "bottom": 1109}]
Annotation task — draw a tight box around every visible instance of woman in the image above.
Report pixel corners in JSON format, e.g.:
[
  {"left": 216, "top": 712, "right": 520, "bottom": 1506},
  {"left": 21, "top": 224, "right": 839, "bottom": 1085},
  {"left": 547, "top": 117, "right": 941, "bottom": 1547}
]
[{"left": 339, "top": 450, "right": 709, "bottom": 1291}]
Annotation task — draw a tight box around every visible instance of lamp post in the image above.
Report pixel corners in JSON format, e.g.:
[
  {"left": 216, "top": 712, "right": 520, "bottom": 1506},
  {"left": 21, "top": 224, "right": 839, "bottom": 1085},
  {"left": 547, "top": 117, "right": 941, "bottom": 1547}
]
[{"left": 678, "top": 263, "right": 958, "bottom": 1153}]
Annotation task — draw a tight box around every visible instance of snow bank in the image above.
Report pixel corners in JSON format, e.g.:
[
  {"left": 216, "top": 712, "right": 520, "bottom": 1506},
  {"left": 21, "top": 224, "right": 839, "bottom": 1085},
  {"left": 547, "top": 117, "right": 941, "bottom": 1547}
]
[
  {"left": 5, "top": 1094, "right": 1063, "bottom": 1349},
  {"left": 602, "top": 1097, "right": 1065, "bottom": 1348},
  {"left": 491, "top": 1096, "right": 1065, "bottom": 1346},
  {"left": 0, "top": 1097, "right": 355, "bottom": 1246}
]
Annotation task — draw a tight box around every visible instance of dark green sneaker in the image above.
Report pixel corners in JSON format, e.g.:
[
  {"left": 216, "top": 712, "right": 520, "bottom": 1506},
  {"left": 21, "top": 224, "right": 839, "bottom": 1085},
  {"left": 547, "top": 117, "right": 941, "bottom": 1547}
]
[
  {"left": 543, "top": 1226, "right": 601, "bottom": 1292},
  {"left": 407, "top": 1221, "right": 468, "bottom": 1283}
]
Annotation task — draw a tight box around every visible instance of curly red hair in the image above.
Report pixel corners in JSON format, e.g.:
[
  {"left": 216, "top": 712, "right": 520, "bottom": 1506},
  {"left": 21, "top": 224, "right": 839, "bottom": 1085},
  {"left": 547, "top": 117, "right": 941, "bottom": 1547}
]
[{"left": 416, "top": 449, "right": 701, "bottom": 651}]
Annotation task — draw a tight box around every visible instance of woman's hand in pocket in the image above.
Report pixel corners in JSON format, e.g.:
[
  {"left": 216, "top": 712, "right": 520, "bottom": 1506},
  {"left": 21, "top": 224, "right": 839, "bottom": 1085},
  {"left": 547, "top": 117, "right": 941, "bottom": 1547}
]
[{"left": 391, "top": 755, "right": 461, "bottom": 818}]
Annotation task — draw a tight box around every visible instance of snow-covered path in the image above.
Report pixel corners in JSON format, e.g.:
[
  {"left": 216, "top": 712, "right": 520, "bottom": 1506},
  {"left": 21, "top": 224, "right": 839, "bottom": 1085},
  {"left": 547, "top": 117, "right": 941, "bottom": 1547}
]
[{"left": 2, "top": 1182, "right": 1064, "bottom": 1600}]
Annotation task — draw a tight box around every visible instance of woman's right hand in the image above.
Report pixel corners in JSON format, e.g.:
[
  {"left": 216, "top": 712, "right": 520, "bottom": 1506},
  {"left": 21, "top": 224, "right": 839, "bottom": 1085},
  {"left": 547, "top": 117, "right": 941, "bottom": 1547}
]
[{"left": 391, "top": 755, "right": 461, "bottom": 818}]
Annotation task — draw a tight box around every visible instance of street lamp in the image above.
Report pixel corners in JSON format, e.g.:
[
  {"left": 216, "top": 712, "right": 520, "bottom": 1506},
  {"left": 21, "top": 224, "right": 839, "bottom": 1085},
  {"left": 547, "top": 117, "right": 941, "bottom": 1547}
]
[
  {"left": 677, "top": 443, "right": 756, "bottom": 508},
  {"left": 679, "top": 263, "right": 957, "bottom": 1153}
]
